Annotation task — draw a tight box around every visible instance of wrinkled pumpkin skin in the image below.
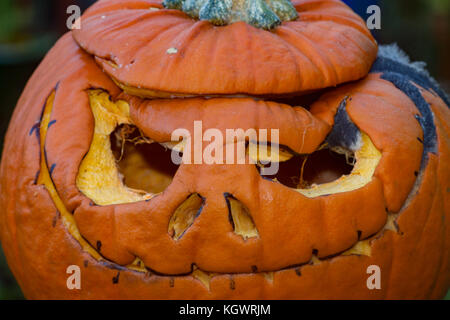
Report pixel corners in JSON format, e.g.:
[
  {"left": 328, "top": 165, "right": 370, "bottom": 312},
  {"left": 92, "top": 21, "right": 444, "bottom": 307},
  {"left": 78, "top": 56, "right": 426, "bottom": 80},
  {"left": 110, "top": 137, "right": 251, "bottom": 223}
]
[
  {"left": 0, "top": 1, "right": 449, "bottom": 300},
  {"left": 73, "top": 0, "right": 378, "bottom": 97}
]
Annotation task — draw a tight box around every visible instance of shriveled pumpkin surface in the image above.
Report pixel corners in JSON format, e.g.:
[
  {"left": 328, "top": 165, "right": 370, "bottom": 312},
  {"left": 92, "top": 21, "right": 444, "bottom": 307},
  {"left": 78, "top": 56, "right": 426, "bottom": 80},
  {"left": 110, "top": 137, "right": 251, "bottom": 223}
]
[
  {"left": 0, "top": 32, "right": 448, "bottom": 299},
  {"left": 73, "top": 0, "right": 378, "bottom": 96}
]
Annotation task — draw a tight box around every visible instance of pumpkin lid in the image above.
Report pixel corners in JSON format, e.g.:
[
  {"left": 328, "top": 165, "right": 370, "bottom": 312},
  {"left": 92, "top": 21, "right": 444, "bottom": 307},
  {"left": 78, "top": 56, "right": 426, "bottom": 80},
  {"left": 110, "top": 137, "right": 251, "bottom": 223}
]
[{"left": 73, "top": 0, "right": 378, "bottom": 97}]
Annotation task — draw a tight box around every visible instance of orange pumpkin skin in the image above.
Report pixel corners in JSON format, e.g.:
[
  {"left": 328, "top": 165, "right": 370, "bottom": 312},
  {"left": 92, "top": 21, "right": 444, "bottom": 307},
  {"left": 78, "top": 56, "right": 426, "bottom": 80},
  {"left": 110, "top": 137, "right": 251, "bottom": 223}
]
[
  {"left": 0, "top": 0, "right": 449, "bottom": 299},
  {"left": 0, "top": 31, "right": 448, "bottom": 299},
  {"left": 73, "top": 0, "right": 378, "bottom": 97}
]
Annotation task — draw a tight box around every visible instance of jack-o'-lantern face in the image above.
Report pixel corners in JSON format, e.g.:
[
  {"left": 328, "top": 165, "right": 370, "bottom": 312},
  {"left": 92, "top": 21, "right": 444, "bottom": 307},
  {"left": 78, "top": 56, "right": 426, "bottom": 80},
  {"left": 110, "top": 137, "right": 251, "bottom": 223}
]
[{"left": 1, "top": 0, "right": 449, "bottom": 299}]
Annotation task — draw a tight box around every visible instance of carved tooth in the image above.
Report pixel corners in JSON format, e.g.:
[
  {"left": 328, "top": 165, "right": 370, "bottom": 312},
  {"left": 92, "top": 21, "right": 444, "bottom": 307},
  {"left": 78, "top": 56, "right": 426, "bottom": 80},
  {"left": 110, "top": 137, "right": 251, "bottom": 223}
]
[
  {"left": 127, "top": 257, "right": 147, "bottom": 273},
  {"left": 263, "top": 272, "right": 274, "bottom": 282},
  {"left": 192, "top": 266, "right": 213, "bottom": 290},
  {"left": 310, "top": 255, "right": 321, "bottom": 265},
  {"left": 342, "top": 240, "right": 372, "bottom": 257},
  {"left": 384, "top": 214, "right": 399, "bottom": 232}
]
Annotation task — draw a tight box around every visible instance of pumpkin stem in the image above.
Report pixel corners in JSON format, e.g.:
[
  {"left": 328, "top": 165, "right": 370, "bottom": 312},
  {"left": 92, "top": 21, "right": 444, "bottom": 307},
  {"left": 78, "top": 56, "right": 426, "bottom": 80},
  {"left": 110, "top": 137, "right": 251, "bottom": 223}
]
[
  {"left": 163, "top": 0, "right": 298, "bottom": 30},
  {"left": 163, "top": 0, "right": 183, "bottom": 10}
]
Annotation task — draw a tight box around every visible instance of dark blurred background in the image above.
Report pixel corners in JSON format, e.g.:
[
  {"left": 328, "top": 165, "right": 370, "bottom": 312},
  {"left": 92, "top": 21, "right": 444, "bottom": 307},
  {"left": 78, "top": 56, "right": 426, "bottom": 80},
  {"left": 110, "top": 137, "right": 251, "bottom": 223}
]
[{"left": 0, "top": 0, "right": 449, "bottom": 300}]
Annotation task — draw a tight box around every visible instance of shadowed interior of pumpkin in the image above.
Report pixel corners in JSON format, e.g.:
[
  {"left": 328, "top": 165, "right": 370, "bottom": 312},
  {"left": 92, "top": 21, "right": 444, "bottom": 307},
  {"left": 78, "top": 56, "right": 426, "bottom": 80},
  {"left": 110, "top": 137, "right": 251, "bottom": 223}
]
[
  {"left": 109, "top": 123, "right": 355, "bottom": 194},
  {"left": 249, "top": 132, "right": 381, "bottom": 198},
  {"left": 110, "top": 124, "right": 179, "bottom": 194},
  {"left": 257, "top": 148, "right": 355, "bottom": 188}
]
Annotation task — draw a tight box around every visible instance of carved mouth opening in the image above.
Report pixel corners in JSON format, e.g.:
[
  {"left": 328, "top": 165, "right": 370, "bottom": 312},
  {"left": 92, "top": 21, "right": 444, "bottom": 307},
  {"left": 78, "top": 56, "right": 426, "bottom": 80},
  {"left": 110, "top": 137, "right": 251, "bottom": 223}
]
[{"left": 110, "top": 124, "right": 179, "bottom": 195}]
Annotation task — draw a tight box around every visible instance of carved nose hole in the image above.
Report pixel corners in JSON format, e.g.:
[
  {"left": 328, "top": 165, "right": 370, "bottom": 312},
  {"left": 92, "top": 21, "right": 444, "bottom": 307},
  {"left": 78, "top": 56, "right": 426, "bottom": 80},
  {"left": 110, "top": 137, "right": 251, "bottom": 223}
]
[
  {"left": 224, "top": 193, "right": 259, "bottom": 240},
  {"left": 168, "top": 193, "right": 204, "bottom": 240}
]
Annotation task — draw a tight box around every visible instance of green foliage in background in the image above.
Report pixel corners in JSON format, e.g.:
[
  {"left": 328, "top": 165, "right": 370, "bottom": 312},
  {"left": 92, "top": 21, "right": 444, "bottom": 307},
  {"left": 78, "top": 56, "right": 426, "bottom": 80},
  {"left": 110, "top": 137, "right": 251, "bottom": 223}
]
[
  {"left": 0, "top": 247, "right": 23, "bottom": 299},
  {"left": 429, "top": 0, "right": 450, "bottom": 12},
  {"left": 0, "top": 0, "right": 33, "bottom": 43},
  {"left": 0, "top": 0, "right": 20, "bottom": 42}
]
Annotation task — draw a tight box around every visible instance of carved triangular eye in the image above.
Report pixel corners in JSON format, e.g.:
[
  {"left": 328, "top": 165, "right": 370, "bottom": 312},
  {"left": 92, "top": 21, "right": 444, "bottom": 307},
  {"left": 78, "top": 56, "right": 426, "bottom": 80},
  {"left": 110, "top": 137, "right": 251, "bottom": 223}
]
[
  {"left": 257, "top": 146, "right": 354, "bottom": 189},
  {"left": 77, "top": 90, "right": 180, "bottom": 205},
  {"left": 255, "top": 102, "right": 382, "bottom": 198},
  {"left": 224, "top": 194, "right": 259, "bottom": 241},
  {"left": 169, "top": 194, "right": 205, "bottom": 241}
]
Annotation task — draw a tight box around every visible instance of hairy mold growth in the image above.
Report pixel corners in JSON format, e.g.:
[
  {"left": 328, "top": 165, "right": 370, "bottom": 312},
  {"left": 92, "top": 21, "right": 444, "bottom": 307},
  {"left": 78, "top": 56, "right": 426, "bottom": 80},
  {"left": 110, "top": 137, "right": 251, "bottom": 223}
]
[
  {"left": 326, "top": 98, "right": 362, "bottom": 153},
  {"left": 371, "top": 45, "right": 445, "bottom": 171}
]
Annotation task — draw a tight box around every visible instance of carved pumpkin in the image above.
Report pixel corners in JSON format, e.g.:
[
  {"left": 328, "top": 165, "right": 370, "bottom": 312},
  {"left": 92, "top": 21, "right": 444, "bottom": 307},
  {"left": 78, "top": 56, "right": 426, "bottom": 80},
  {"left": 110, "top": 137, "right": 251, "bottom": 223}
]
[{"left": 0, "top": 0, "right": 448, "bottom": 299}]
